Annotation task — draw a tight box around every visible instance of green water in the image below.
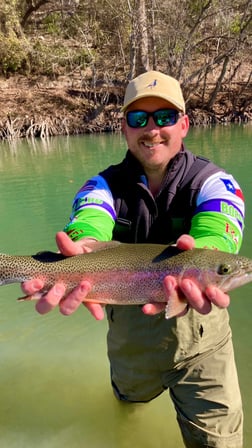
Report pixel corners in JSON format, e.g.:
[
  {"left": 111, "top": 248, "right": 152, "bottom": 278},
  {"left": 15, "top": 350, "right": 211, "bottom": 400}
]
[{"left": 0, "top": 125, "right": 251, "bottom": 447}]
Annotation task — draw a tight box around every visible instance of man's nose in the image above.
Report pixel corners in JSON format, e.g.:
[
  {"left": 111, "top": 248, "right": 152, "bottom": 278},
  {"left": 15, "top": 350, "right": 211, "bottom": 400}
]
[{"left": 144, "top": 116, "right": 159, "bottom": 131}]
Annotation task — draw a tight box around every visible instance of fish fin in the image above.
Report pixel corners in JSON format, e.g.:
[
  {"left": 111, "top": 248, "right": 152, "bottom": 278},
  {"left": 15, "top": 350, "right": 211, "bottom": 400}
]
[
  {"left": 17, "top": 292, "right": 44, "bottom": 301},
  {"left": 165, "top": 292, "right": 188, "bottom": 319}
]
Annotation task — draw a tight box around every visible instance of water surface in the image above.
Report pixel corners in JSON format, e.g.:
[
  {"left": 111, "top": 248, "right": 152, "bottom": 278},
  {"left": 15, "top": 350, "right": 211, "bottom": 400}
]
[{"left": 0, "top": 125, "right": 251, "bottom": 447}]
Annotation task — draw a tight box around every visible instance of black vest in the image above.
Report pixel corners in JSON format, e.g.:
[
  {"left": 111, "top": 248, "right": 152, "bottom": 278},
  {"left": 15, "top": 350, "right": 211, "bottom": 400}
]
[{"left": 100, "top": 147, "right": 221, "bottom": 244}]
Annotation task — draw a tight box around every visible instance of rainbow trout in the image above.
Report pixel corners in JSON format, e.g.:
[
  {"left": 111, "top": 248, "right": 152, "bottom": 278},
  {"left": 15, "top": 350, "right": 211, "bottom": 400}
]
[{"left": 0, "top": 241, "right": 252, "bottom": 318}]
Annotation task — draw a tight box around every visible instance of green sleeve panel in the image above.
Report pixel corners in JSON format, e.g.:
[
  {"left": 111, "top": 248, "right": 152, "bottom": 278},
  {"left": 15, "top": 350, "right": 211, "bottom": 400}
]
[
  {"left": 189, "top": 212, "right": 243, "bottom": 254},
  {"left": 64, "top": 208, "right": 115, "bottom": 242}
]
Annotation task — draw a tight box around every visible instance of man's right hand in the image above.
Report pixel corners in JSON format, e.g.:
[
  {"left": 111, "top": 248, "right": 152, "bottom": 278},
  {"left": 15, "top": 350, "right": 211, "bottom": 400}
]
[{"left": 21, "top": 231, "right": 106, "bottom": 320}]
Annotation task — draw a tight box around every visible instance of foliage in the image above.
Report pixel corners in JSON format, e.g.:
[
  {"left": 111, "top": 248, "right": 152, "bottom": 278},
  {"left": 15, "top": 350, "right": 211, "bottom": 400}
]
[
  {"left": 0, "top": 0, "right": 251, "bottom": 110},
  {"left": 0, "top": 33, "right": 29, "bottom": 75},
  {"left": 29, "top": 38, "right": 94, "bottom": 76}
]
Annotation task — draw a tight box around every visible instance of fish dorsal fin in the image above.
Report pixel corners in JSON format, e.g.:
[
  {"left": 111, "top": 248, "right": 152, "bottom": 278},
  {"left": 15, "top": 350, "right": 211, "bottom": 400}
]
[{"left": 84, "top": 240, "right": 121, "bottom": 253}]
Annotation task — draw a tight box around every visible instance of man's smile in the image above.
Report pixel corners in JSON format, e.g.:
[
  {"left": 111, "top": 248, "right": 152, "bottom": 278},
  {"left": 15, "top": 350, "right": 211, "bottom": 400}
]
[{"left": 140, "top": 140, "right": 166, "bottom": 148}]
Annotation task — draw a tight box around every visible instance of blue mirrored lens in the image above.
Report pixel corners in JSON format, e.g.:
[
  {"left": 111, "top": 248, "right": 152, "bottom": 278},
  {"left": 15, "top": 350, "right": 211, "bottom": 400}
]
[
  {"left": 127, "top": 111, "right": 148, "bottom": 128},
  {"left": 154, "top": 110, "right": 178, "bottom": 126},
  {"left": 126, "top": 109, "right": 179, "bottom": 128}
]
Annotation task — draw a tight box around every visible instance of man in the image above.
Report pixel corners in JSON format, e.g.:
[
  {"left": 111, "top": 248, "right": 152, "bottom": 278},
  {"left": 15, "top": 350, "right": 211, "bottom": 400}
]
[{"left": 23, "top": 71, "right": 245, "bottom": 447}]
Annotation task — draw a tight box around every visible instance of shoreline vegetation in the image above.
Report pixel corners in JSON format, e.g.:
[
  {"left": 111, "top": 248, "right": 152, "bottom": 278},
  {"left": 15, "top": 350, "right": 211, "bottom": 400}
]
[
  {"left": 0, "top": 74, "right": 251, "bottom": 140},
  {"left": 0, "top": 1, "right": 251, "bottom": 140}
]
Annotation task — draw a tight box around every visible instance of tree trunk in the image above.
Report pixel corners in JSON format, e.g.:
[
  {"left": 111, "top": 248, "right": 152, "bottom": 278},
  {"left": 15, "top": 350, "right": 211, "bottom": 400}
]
[
  {"left": 149, "top": 0, "right": 157, "bottom": 70},
  {"left": 206, "top": 55, "right": 229, "bottom": 110},
  {"left": 136, "top": 0, "right": 150, "bottom": 75},
  {"left": 128, "top": 0, "right": 150, "bottom": 79}
]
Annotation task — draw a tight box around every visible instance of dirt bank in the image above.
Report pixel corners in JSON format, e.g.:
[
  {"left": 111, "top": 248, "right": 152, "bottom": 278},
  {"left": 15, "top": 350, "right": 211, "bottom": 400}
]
[{"left": 0, "top": 75, "right": 251, "bottom": 140}]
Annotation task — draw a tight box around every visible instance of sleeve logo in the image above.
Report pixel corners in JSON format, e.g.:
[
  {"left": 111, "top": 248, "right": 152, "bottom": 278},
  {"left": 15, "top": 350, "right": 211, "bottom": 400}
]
[{"left": 220, "top": 178, "right": 244, "bottom": 200}]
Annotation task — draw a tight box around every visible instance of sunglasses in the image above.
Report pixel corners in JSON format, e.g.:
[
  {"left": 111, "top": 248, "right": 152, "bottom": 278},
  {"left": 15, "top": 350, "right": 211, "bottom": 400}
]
[{"left": 126, "top": 109, "right": 180, "bottom": 128}]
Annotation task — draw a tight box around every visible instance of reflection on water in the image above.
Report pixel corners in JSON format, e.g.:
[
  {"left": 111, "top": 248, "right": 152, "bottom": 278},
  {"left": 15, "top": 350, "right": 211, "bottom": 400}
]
[{"left": 0, "top": 124, "right": 252, "bottom": 447}]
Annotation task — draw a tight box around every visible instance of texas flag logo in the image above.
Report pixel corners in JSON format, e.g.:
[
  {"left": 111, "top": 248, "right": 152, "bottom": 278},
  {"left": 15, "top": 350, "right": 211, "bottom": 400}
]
[{"left": 220, "top": 178, "right": 244, "bottom": 200}]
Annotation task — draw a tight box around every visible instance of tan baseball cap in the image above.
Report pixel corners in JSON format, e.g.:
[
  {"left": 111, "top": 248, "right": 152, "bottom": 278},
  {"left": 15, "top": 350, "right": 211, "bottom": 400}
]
[{"left": 122, "top": 70, "right": 185, "bottom": 113}]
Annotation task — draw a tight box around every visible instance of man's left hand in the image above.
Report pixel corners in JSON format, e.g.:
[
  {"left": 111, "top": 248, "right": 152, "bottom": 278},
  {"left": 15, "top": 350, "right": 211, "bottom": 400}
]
[{"left": 142, "top": 234, "right": 230, "bottom": 317}]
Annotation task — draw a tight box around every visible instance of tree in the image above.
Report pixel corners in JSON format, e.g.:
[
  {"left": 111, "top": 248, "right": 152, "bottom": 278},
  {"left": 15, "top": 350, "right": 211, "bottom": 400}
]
[
  {"left": 0, "top": 0, "right": 251, "bottom": 114},
  {"left": 20, "top": 0, "right": 52, "bottom": 28},
  {"left": 128, "top": 0, "right": 150, "bottom": 78},
  {"left": 0, "top": 0, "right": 24, "bottom": 37}
]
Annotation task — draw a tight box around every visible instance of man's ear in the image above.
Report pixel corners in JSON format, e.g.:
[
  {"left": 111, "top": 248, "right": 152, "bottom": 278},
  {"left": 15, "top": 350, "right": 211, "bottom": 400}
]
[{"left": 180, "top": 114, "right": 190, "bottom": 138}]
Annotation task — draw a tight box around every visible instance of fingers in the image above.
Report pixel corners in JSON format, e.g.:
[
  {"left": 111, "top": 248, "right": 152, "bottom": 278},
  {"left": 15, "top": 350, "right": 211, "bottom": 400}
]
[
  {"left": 32, "top": 280, "right": 105, "bottom": 319},
  {"left": 142, "top": 303, "right": 166, "bottom": 315},
  {"left": 205, "top": 285, "right": 230, "bottom": 308},
  {"left": 21, "top": 232, "right": 104, "bottom": 319},
  {"left": 142, "top": 276, "right": 185, "bottom": 317},
  {"left": 34, "top": 280, "right": 95, "bottom": 316},
  {"left": 56, "top": 231, "right": 87, "bottom": 256},
  {"left": 35, "top": 283, "right": 66, "bottom": 314},
  {"left": 180, "top": 280, "right": 230, "bottom": 314},
  {"left": 84, "top": 303, "right": 105, "bottom": 320},
  {"left": 142, "top": 274, "right": 210, "bottom": 317},
  {"left": 175, "top": 235, "right": 230, "bottom": 315},
  {"left": 180, "top": 279, "right": 212, "bottom": 315},
  {"left": 58, "top": 281, "right": 92, "bottom": 316},
  {"left": 21, "top": 278, "right": 44, "bottom": 295},
  {"left": 143, "top": 275, "right": 231, "bottom": 318},
  {"left": 176, "top": 234, "right": 195, "bottom": 250}
]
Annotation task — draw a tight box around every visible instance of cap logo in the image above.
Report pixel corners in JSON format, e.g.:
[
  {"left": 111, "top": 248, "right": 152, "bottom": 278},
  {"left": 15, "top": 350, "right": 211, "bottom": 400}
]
[{"left": 146, "top": 79, "right": 157, "bottom": 89}]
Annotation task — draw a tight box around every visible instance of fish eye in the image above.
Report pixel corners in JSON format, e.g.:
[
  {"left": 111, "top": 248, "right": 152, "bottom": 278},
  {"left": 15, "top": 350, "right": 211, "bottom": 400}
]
[{"left": 217, "top": 263, "right": 232, "bottom": 275}]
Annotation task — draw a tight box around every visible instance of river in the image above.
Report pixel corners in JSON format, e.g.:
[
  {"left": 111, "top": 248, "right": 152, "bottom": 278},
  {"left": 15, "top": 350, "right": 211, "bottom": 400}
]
[{"left": 0, "top": 124, "right": 251, "bottom": 447}]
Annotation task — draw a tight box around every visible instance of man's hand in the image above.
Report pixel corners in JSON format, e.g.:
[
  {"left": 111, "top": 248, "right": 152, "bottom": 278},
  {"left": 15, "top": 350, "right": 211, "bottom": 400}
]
[
  {"left": 21, "top": 231, "right": 105, "bottom": 320},
  {"left": 142, "top": 234, "right": 230, "bottom": 317}
]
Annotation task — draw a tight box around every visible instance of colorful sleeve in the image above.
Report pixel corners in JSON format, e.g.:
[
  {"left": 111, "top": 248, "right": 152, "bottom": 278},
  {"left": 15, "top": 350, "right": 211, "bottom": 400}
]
[
  {"left": 64, "top": 175, "right": 116, "bottom": 241},
  {"left": 189, "top": 171, "right": 245, "bottom": 253}
]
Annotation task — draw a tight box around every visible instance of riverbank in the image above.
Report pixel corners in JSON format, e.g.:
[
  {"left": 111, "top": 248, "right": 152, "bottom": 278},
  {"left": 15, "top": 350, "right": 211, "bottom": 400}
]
[{"left": 0, "top": 75, "right": 251, "bottom": 139}]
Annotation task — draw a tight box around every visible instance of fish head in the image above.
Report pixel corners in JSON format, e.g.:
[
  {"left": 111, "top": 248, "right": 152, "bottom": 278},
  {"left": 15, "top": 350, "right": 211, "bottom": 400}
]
[
  {"left": 164, "top": 248, "right": 252, "bottom": 320},
  {"left": 186, "top": 249, "right": 252, "bottom": 293},
  {"left": 215, "top": 254, "right": 252, "bottom": 292}
]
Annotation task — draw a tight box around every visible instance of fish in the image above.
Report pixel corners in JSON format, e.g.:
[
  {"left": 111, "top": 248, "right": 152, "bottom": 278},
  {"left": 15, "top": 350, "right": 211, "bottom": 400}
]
[{"left": 0, "top": 241, "right": 252, "bottom": 319}]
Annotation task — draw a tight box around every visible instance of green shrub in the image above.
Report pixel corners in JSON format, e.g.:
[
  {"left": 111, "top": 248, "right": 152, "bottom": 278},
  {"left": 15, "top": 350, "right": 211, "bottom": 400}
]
[{"left": 0, "top": 33, "right": 29, "bottom": 74}]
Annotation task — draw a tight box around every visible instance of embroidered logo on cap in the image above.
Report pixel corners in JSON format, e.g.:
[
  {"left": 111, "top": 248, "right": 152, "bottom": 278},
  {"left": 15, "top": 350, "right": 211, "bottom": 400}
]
[{"left": 147, "top": 79, "right": 157, "bottom": 88}]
